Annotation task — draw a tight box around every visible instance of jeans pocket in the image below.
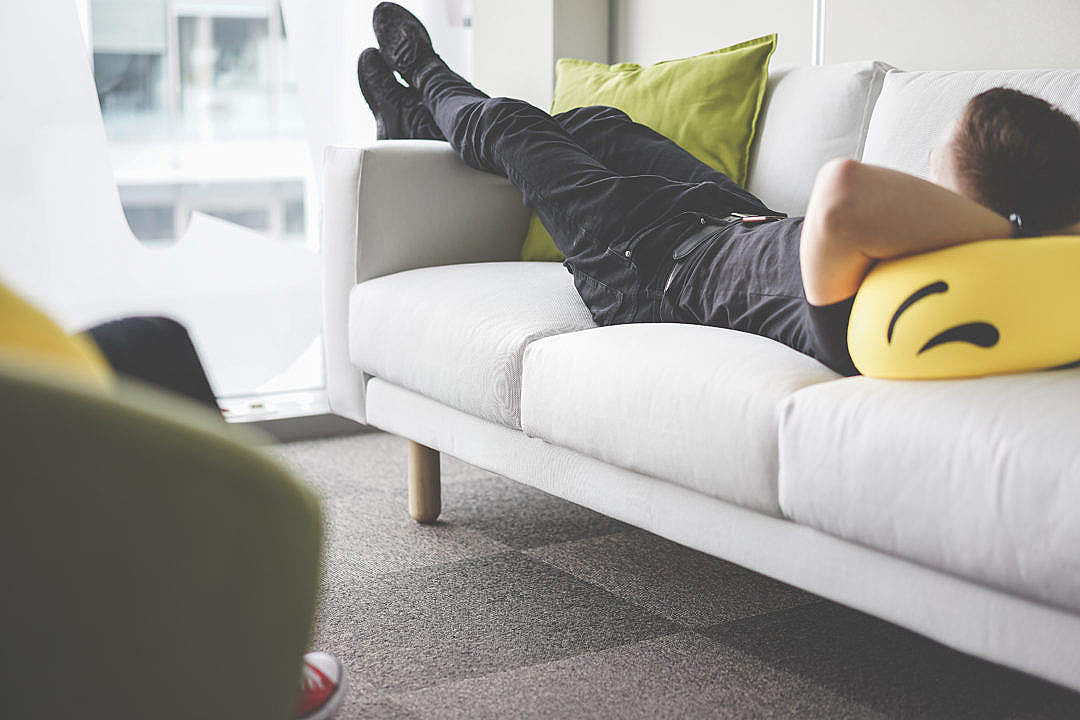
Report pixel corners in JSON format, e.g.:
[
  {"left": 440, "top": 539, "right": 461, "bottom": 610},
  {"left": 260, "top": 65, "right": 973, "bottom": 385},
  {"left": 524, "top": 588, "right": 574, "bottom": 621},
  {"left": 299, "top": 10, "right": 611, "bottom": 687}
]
[
  {"left": 573, "top": 271, "right": 625, "bottom": 325},
  {"left": 665, "top": 232, "right": 720, "bottom": 294},
  {"left": 673, "top": 221, "right": 734, "bottom": 260}
]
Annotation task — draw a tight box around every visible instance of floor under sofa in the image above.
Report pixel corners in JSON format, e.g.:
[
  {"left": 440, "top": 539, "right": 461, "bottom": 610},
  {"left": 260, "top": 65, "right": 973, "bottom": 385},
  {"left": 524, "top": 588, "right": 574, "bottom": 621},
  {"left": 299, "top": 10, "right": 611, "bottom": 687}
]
[{"left": 271, "top": 432, "right": 1080, "bottom": 719}]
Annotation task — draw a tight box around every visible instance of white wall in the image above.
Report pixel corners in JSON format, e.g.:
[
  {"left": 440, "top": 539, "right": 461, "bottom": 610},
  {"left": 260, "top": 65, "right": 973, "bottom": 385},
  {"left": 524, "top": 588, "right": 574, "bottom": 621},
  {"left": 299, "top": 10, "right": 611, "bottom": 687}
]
[
  {"left": 611, "top": 0, "right": 813, "bottom": 67},
  {"left": 472, "top": 0, "right": 556, "bottom": 107},
  {"left": 472, "top": 0, "right": 608, "bottom": 109},
  {"left": 283, "top": 0, "right": 474, "bottom": 172},
  {"left": 614, "top": 0, "right": 1080, "bottom": 71},
  {"left": 825, "top": 0, "right": 1080, "bottom": 70},
  {"left": 553, "top": 0, "right": 610, "bottom": 73}
]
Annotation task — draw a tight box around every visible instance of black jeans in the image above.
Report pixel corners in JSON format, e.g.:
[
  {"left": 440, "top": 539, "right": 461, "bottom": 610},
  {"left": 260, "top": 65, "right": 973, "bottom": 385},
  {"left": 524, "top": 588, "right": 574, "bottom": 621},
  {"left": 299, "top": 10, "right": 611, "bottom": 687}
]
[
  {"left": 86, "top": 316, "right": 220, "bottom": 413},
  {"left": 414, "top": 58, "right": 779, "bottom": 323},
  {"left": 413, "top": 58, "right": 859, "bottom": 375}
]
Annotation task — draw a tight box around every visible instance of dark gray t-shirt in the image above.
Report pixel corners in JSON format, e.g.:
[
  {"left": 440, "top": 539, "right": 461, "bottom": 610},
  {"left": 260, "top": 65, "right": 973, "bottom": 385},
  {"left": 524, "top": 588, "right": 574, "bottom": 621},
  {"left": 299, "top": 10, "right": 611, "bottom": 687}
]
[{"left": 665, "top": 216, "right": 859, "bottom": 376}]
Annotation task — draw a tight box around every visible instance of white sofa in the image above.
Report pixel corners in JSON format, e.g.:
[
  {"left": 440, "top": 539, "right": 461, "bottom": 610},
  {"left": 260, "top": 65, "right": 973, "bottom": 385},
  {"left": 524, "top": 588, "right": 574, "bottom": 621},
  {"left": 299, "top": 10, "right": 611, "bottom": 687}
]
[{"left": 322, "top": 62, "right": 1080, "bottom": 691}]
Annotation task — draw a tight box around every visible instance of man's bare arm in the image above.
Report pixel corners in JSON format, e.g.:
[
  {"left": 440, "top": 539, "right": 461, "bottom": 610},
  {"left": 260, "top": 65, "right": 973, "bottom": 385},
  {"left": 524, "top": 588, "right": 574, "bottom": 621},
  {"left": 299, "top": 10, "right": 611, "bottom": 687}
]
[{"left": 800, "top": 158, "right": 1014, "bottom": 305}]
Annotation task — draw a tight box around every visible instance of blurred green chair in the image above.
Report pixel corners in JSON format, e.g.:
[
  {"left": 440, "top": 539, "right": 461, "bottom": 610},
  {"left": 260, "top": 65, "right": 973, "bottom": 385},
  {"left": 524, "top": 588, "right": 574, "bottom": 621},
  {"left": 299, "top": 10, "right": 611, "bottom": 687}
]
[{"left": 0, "top": 362, "right": 323, "bottom": 719}]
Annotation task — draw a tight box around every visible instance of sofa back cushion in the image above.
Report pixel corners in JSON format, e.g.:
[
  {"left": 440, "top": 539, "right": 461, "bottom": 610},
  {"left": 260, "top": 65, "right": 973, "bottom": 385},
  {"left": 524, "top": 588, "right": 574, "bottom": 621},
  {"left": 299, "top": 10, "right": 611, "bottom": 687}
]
[
  {"left": 523, "top": 35, "right": 778, "bottom": 261},
  {"left": 747, "top": 61, "right": 891, "bottom": 216},
  {"left": 861, "top": 69, "right": 1080, "bottom": 177}
]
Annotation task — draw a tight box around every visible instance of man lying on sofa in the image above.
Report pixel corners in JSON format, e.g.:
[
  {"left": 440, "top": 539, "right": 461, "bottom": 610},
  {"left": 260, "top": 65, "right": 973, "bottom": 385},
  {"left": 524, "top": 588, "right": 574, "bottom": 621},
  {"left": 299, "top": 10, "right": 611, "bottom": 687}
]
[{"left": 358, "top": 3, "right": 1080, "bottom": 376}]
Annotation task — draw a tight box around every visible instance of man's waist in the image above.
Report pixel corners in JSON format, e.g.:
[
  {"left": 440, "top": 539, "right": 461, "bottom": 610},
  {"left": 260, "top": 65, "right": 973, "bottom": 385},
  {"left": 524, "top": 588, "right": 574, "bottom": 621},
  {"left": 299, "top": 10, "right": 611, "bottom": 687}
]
[{"left": 662, "top": 212, "right": 789, "bottom": 292}]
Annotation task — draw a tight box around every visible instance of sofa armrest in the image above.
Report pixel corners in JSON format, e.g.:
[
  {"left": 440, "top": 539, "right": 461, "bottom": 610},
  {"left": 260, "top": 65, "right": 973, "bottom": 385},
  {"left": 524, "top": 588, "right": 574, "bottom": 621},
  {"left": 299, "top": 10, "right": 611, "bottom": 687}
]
[
  {"left": 1, "top": 363, "right": 321, "bottom": 719},
  {"left": 322, "top": 140, "right": 531, "bottom": 422}
]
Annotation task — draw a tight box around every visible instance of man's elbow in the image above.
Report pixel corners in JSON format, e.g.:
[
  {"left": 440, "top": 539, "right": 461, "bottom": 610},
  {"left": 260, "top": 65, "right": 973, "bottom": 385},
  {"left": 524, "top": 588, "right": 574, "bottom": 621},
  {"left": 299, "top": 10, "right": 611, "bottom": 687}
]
[{"left": 806, "top": 158, "right": 866, "bottom": 244}]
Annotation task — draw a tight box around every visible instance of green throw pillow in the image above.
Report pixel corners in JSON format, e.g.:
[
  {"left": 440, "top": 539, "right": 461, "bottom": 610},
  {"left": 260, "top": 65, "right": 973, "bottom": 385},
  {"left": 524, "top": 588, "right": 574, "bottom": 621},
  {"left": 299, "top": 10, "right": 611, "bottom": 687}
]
[{"left": 521, "top": 34, "right": 777, "bottom": 262}]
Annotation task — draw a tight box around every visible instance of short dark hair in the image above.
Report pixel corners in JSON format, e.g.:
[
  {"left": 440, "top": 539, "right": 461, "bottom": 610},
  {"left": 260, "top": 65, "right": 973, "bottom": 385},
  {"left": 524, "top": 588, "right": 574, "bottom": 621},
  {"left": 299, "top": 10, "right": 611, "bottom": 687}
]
[{"left": 951, "top": 87, "right": 1080, "bottom": 233}]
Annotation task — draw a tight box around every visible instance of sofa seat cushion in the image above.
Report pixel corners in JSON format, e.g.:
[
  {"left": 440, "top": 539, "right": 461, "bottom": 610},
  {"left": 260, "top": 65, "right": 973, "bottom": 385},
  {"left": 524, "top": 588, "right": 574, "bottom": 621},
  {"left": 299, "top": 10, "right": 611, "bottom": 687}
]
[
  {"left": 778, "top": 371, "right": 1080, "bottom": 613},
  {"left": 350, "top": 262, "right": 595, "bottom": 429},
  {"left": 520, "top": 324, "right": 839, "bottom": 516}
]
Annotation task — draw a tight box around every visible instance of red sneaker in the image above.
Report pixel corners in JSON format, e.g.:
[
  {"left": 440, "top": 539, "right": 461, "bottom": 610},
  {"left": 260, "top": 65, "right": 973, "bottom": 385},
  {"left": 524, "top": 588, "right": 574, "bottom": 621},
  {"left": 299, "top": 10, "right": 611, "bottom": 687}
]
[{"left": 296, "top": 651, "right": 346, "bottom": 720}]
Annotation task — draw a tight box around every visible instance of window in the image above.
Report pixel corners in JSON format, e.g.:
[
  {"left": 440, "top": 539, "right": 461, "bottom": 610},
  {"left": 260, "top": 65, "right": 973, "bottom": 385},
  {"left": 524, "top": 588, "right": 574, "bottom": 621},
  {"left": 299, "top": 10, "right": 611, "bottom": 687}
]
[
  {"left": 116, "top": 181, "right": 306, "bottom": 244},
  {"left": 88, "top": 0, "right": 320, "bottom": 414},
  {"left": 92, "top": 1, "right": 303, "bottom": 142},
  {"left": 81, "top": 0, "right": 472, "bottom": 419},
  {"left": 122, "top": 203, "right": 176, "bottom": 242}
]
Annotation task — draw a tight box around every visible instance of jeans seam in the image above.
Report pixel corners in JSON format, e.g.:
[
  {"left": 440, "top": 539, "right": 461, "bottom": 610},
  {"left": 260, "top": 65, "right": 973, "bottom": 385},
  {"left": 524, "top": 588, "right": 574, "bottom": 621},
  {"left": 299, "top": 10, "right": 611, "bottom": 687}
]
[
  {"left": 746, "top": 290, "right": 805, "bottom": 301},
  {"left": 576, "top": 270, "right": 625, "bottom": 296},
  {"left": 514, "top": 170, "right": 615, "bottom": 248}
]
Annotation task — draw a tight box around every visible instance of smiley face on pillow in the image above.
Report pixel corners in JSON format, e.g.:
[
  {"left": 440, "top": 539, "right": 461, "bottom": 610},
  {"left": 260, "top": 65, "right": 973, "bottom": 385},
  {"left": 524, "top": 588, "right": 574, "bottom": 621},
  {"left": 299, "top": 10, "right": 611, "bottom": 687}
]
[{"left": 848, "top": 235, "right": 1080, "bottom": 379}]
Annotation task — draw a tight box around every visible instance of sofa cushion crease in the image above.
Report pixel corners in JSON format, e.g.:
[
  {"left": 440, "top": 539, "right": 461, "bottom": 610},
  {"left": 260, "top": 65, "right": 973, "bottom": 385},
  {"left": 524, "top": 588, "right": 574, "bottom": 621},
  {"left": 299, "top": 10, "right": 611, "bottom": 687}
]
[
  {"left": 520, "top": 323, "right": 839, "bottom": 516},
  {"left": 349, "top": 261, "right": 596, "bottom": 429}
]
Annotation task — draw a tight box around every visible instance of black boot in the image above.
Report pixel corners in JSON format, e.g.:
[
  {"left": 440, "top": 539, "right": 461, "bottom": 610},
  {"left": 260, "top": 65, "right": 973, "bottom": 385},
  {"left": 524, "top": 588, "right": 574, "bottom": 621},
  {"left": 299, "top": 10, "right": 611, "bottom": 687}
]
[
  {"left": 372, "top": 2, "right": 437, "bottom": 86},
  {"left": 357, "top": 47, "right": 444, "bottom": 140}
]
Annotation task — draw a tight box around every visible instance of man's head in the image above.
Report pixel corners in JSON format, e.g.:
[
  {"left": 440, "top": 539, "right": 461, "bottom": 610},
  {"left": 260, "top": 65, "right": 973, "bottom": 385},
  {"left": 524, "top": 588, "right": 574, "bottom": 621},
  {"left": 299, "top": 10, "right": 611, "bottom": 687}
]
[{"left": 929, "top": 87, "right": 1080, "bottom": 233}]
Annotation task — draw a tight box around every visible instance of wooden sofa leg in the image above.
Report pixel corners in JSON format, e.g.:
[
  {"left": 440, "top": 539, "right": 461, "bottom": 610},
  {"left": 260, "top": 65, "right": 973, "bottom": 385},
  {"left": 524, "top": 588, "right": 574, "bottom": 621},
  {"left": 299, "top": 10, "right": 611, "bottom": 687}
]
[{"left": 407, "top": 440, "right": 441, "bottom": 523}]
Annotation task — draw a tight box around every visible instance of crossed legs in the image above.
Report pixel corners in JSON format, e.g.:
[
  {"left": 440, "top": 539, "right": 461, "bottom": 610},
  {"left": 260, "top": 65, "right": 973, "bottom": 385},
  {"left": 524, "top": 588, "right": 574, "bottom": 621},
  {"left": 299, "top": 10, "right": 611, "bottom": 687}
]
[
  {"left": 361, "top": 2, "right": 784, "bottom": 521},
  {"left": 412, "top": 60, "right": 730, "bottom": 270},
  {"left": 361, "top": 5, "right": 773, "bottom": 273}
]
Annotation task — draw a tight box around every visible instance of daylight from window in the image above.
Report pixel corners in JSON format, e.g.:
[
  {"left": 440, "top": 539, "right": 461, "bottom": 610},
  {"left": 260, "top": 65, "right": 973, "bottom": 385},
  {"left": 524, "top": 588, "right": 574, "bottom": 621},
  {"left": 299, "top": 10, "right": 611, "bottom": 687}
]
[
  {"left": 73, "top": 0, "right": 472, "bottom": 418},
  {"left": 86, "top": 0, "right": 320, "bottom": 414}
]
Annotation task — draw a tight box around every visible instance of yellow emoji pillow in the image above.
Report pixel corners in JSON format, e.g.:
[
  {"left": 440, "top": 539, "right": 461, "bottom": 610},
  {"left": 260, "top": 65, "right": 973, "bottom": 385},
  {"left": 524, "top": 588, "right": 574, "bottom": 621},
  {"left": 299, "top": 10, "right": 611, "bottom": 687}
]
[{"left": 848, "top": 235, "right": 1080, "bottom": 379}]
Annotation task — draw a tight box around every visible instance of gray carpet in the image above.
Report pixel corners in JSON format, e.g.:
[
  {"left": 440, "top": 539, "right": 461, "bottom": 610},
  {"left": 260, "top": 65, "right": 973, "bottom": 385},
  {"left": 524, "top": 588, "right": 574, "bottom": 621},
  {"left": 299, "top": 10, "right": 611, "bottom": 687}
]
[{"left": 270, "top": 432, "right": 1080, "bottom": 719}]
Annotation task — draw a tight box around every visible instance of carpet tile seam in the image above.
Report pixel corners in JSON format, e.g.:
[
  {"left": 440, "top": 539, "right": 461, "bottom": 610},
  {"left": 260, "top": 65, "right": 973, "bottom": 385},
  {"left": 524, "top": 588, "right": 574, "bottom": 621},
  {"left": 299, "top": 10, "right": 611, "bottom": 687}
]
[
  {"left": 340, "top": 550, "right": 687, "bottom": 695},
  {"left": 380, "top": 628, "right": 699, "bottom": 703},
  {"left": 500, "top": 524, "right": 632, "bottom": 552},
  {"left": 689, "top": 598, "right": 833, "bottom": 633},
  {"left": 319, "top": 542, "right": 517, "bottom": 582},
  {"left": 521, "top": 546, "right": 705, "bottom": 632},
  {"left": 521, "top": 532, "right": 830, "bottom": 630}
]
